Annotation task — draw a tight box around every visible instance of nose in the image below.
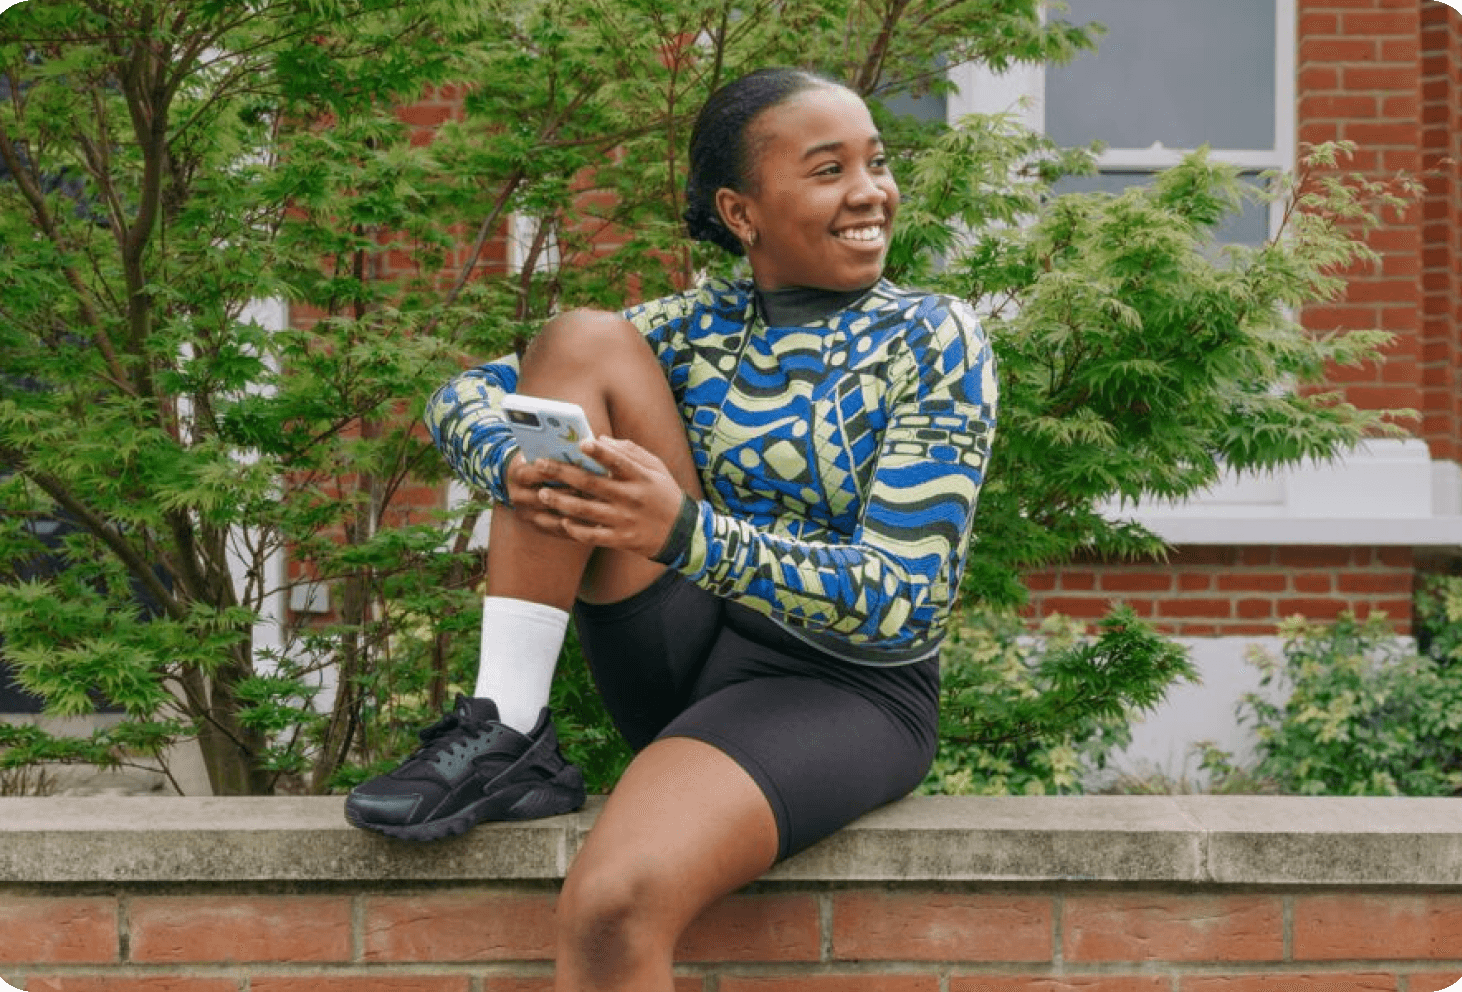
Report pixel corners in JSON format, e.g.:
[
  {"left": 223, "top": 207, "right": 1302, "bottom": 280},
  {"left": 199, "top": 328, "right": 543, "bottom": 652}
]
[{"left": 846, "top": 166, "right": 889, "bottom": 208}]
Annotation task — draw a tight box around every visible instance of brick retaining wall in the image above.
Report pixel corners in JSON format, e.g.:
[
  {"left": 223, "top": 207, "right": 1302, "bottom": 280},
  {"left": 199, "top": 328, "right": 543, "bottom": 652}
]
[{"left": 3, "top": 796, "right": 1462, "bottom": 991}]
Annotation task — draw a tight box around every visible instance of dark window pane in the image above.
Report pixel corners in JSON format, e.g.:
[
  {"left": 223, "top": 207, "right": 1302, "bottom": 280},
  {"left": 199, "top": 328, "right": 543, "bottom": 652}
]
[{"left": 0, "top": 513, "right": 138, "bottom": 715}]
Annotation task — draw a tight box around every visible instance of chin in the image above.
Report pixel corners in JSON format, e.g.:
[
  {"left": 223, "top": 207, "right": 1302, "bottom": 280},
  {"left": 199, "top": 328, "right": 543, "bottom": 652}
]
[
  {"left": 838, "top": 267, "right": 885, "bottom": 290},
  {"left": 817, "top": 264, "right": 886, "bottom": 292}
]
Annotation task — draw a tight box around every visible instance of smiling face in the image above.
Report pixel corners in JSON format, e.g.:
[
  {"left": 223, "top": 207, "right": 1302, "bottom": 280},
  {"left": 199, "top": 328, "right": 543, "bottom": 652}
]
[{"left": 715, "top": 85, "right": 899, "bottom": 292}]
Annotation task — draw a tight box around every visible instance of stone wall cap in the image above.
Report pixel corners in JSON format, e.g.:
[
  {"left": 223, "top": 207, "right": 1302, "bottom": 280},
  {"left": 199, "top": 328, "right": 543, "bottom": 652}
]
[{"left": 1, "top": 795, "right": 1460, "bottom": 887}]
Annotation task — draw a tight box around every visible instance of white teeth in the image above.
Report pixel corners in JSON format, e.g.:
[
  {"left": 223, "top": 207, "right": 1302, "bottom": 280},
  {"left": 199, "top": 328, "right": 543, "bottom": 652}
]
[{"left": 837, "top": 226, "right": 883, "bottom": 242}]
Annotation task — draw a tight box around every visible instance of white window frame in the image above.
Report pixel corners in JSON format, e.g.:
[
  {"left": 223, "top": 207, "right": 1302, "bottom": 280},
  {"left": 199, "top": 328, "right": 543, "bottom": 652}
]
[{"left": 507, "top": 212, "right": 560, "bottom": 275}]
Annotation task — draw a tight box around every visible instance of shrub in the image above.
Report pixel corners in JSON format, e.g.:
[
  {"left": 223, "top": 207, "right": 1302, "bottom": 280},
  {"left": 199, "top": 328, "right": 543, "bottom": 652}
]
[
  {"left": 1220, "top": 580, "right": 1462, "bottom": 796},
  {"left": 923, "top": 605, "right": 1196, "bottom": 796}
]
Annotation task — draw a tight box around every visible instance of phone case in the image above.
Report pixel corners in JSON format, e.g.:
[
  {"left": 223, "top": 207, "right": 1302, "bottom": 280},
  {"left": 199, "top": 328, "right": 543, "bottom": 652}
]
[{"left": 500, "top": 394, "right": 607, "bottom": 476}]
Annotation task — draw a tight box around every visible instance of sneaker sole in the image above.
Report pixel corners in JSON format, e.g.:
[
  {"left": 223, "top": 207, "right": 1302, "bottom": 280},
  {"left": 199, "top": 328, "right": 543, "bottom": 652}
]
[{"left": 345, "top": 764, "right": 586, "bottom": 842}]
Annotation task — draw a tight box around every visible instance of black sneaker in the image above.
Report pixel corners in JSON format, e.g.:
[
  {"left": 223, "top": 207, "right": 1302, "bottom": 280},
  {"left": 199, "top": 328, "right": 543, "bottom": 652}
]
[{"left": 344, "top": 695, "right": 585, "bottom": 841}]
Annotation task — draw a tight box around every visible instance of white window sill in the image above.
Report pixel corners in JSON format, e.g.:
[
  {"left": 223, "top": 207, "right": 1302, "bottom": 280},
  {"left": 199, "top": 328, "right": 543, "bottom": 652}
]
[{"left": 1101, "top": 440, "right": 1462, "bottom": 548}]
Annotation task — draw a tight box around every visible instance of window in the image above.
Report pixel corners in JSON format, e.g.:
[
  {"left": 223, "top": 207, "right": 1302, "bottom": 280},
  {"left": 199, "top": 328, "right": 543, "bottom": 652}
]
[{"left": 949, "top": 0, "right": 1296, "bottom": 246}]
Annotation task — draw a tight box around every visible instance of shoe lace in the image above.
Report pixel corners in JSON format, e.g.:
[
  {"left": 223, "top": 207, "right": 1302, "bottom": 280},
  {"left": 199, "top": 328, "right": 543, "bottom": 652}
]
[{"left": 408, "top": 710, "right": 472, "bottom": 762}]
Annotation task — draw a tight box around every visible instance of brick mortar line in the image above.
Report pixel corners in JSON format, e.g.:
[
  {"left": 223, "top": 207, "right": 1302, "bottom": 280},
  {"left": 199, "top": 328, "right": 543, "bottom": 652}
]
[
  {"left": 11, "top": 961, "right": 1462, "bottom": 983},
  {"left": 35, "top": 961, "right": 1447, "bottom": 975},
  {"left": 1051, "top": 892, "right": 1064, "bottom": 974},
  {"left": 9, "top": 962, "right": 571, "bottom": 976},
  {"left": 118, "top": 890, "right": 131, "bottom": 964},
  {"left": 817, "top": 891, "right": 833, "bottom": 964},
  {"left": 1284, "top": 893, "right": 1295, "bottom": 963},
  {"left": 352, "top": 893, "right": 365, "bottom": 964},
  {"left": 929, "top": 962, "right": 1462, "bottom": 976}
]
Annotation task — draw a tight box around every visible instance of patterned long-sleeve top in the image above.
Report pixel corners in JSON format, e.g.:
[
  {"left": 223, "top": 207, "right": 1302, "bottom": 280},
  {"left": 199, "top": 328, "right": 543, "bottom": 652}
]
[{"left": 426, "top": 277, "right": 997, "bottom": 666}]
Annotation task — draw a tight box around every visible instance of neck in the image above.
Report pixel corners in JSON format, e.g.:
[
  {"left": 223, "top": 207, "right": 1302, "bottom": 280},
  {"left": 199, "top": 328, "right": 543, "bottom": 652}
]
[{"left": 754, "top": 282, "right": 875, "bottom": 326}]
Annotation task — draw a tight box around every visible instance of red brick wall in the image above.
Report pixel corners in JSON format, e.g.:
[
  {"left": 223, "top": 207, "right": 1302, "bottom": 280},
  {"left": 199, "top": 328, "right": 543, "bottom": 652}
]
[
  {"left": 7, "top": 886, "right": 1462, "bottom": 990},
  {"left": 1297, "top": 0, "right": 1426, "bottom": 420},
  {"left": 1420, "top": 2, "right": 1462, "bottom": 462},
  {"left": 281, "top": 84, "right": 499, "bottom": 611},
  {"left": 1296, "top": 0, "right": 1462, "bottom": 461},
  {"left": 1022, "top": 546, "right": 1417, "bottom": 635}
]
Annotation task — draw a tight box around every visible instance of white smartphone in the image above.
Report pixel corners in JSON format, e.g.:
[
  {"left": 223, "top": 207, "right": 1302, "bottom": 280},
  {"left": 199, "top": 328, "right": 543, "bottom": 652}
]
[{"left": 500, "top": 394, "right": 607, "bottom": 477}]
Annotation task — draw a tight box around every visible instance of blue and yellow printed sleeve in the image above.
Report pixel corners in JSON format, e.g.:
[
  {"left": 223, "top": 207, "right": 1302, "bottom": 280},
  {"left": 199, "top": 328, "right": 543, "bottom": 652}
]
[{"left": 424, "top": 355, "right": 522, "bottom": 505}]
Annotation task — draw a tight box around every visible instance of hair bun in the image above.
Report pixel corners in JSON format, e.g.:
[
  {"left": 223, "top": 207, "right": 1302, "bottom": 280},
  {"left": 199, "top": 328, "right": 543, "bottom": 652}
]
[{"left": 683, "top": 202, "right": 745, "bottom": 257}]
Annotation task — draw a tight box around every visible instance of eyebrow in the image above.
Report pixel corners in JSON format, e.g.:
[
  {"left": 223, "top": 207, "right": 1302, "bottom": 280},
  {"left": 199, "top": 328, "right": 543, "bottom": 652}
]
[{"left": 800, "top": 135, "right": 884, "bottom": 160}]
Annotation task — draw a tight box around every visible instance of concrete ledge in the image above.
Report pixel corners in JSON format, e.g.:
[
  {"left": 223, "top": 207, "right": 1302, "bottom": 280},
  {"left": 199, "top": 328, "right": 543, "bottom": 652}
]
[{"left": 3, "top": 795, "right": 1462, "bottom": 887}]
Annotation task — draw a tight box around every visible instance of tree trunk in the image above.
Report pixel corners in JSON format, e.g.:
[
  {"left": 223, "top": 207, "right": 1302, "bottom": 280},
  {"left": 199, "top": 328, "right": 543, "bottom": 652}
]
[{"left": 181, "top": 661, "right": 272, "bottom": 795}]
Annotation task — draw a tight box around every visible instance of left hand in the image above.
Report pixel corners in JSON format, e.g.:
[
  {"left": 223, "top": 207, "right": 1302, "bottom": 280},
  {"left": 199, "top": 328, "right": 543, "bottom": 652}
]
[{"left": 526, "top": 436, "right": 688, "bottom": 559}]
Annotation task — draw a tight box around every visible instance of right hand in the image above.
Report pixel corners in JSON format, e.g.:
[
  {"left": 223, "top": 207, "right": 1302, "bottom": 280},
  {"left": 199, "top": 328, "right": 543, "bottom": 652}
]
[{"left": 504, "top": 437, "right": 687, "bottom": 559}]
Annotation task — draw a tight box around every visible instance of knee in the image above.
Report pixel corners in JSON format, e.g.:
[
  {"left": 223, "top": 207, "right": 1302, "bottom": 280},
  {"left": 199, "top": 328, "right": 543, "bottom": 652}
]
[
  {"left": 556, "top": 862, "right": 669, "bottom": 984},
  {"left": 522, "top": 309, "right": 645, "bottom": 382}
]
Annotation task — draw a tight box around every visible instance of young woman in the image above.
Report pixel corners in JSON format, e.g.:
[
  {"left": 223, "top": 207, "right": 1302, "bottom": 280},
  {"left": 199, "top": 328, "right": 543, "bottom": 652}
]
[{"left": 346, "top": 67, "right": 998, "bottom": 991}]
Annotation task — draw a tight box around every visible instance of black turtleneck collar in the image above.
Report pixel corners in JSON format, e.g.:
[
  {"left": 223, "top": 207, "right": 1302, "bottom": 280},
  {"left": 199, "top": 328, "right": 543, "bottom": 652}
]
[{"left": 754, "top": 283, "right": 874, "bottom": 327}]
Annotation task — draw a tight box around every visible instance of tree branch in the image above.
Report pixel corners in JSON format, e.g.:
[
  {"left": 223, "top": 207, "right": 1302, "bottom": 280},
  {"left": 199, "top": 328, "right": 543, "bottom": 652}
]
[
  {"left": 0, "top": 119, "right": 135, "bottom": 395},
  {"left": 853, "top": 0, "right": 912, "bottom": 96},
  {"left": 417, "top": 167, "right": 525, "bottom": 339},
  {"left": 19, "top": 466, "right": 185, "bottom": 624},
  {"left": 117, "top": 26, "right": 170, "bottom": 359}
]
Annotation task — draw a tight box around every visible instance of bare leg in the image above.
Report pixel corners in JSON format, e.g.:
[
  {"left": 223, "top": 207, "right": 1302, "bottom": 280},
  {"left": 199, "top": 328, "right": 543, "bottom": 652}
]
[
  {"left": 486, "top": 309, "right": 703, "bottom": 608},
  {"left": 554, "top": 737, "right": 779, "bottom": 992}
]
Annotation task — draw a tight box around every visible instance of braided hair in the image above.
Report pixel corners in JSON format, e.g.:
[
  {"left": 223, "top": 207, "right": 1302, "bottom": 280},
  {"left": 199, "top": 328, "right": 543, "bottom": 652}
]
[{"left": 683, "top": 67, "right": 839, "bottom": 256}]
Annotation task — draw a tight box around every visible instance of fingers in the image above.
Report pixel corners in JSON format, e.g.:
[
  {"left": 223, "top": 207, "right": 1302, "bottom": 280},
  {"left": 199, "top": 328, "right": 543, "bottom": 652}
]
[
  {"left": 530, "top": 437, "right": 662, "bottom": 493},
  {"left": 508, "top": 454, "right": 615, "bottom": 541},
  {"left": 583, "top": 436, "right": 660, "bottom": 475},
  {"left": 505, "top": 437, "right": 684, "bottom": 557}
]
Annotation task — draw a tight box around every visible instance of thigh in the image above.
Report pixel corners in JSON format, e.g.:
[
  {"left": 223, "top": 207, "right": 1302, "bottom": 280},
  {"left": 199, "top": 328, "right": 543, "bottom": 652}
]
[
  {"left": 661, "top": 655, "right": 940, "bottom": 861},
  {"left": 573, "top": 571, "right": 724, "bottom": 750},
  {"left": 558, "top": 735, "right": 778, "bottom": 951}
]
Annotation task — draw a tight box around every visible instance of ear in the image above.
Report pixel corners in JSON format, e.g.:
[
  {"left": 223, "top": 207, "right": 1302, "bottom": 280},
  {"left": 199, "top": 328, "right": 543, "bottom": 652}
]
[{"left": 714, "top": 187, "right": 758, "bottom": 247}]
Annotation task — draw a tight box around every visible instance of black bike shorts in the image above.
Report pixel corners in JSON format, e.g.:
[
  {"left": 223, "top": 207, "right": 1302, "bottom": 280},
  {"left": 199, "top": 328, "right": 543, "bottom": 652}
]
[{"left": 573, "top": 569, "right": 940, "bottom": 861}]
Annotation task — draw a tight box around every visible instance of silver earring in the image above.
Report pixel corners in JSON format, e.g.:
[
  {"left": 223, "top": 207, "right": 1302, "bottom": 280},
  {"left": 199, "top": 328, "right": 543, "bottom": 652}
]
[{"left": 745, "top": 229, "right": 758, "bottom": 248}]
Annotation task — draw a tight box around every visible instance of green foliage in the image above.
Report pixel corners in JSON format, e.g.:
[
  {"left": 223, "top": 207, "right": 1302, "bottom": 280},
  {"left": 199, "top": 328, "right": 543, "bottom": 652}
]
[
  {"left": 924, "top": 605, "right": 1196, "bottom": 795},
  {"left": 890, "top": 122, "right": 1416, "bottom": 606},
  {"left": 1220, "top": 584, "right": 1462, "bottom": 796},
  {"left": 0, "top": 0, "right": 1421, "bottom": 796}
]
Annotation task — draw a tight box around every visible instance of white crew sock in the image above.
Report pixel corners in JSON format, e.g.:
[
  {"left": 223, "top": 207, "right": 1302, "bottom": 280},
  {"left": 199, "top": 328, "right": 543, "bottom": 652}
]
[{"left": 473, "top": 596, "right": 571, "bottom": 734}]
